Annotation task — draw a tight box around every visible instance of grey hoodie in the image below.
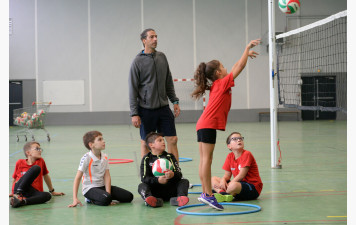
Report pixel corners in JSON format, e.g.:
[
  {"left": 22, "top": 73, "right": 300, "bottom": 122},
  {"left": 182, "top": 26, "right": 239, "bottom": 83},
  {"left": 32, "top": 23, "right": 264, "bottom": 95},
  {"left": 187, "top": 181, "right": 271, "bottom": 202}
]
[{"left": 128, "top": 50, "right": 179, "bottom": 116}]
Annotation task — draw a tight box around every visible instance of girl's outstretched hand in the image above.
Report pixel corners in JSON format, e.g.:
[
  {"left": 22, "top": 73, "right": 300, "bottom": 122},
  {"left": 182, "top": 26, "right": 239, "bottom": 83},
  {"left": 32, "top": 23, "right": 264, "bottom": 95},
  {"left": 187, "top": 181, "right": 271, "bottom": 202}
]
[
  {"left": 247, "top": 39, "right": 261, "bottom": 49},
  {"left": 248, "top": 50, "right": 259, "bottom": 59}
]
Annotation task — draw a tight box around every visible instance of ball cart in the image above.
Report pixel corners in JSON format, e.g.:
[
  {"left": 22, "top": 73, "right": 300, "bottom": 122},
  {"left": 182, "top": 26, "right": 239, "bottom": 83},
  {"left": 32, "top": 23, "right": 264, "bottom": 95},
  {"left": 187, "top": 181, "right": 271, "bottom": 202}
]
[{"left": 13, "top": 102, "right": 52, "bottom": 142}]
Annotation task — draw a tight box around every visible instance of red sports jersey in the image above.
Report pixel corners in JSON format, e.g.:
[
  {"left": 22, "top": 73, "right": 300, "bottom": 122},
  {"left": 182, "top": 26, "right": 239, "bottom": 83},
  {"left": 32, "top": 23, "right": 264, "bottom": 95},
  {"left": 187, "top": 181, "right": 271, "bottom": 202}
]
[
  {"left": 222, "top": 150, "right": 263, "bottom": 194},
  {"left": 12, "top": 158, "right": 49, "bottom": 193},
  {"left": 196, "top": 73, "right": 234, "bottom": 131}
]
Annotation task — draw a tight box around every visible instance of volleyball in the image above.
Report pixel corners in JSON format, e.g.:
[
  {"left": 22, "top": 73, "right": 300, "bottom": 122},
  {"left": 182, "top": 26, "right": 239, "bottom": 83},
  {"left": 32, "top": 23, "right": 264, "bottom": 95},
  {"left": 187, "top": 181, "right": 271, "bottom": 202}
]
[
  {"left": 152, "top": 158, "right": 173, "bottom": 177},
  {"left": 26, "top": 120, "right": 33, "bottom": 128},
  {"left": 14, "top": 117, "right": 21, "bottom": 125},
  {"left": 38, "top": 109, "right": 45, "bottom": 116},
  {"left": 278, "top": 0, "right": 300, "bottom": 14}
]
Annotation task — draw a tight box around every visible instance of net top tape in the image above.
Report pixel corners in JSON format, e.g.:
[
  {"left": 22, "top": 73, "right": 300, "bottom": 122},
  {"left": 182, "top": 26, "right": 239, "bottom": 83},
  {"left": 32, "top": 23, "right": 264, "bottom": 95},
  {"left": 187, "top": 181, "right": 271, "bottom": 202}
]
[{"left": 276, "top": 10, "right": 347, "bottom": 40}]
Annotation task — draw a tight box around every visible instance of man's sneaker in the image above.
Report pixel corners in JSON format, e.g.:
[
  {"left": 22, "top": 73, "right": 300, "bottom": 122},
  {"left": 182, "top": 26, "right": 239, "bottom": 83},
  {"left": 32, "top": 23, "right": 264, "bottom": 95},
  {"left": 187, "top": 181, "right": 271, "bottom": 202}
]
[
  {"left": 197, "top": 193, "right": 224, "bottom": 210},
  {"left": 170, "top": 196, "right": 189, "bottom": 207},
  {"left": 85, "top": 198, "right": 92, "bottom": 204},
  {"left": 214, "top": 193, "right": 233, "bottom": 202},
  {"left": 144, "top": 196, "right": 163, "bottom": 208},
  {"left": 10, "top": 194, "right": 26, "bottom": 208}
]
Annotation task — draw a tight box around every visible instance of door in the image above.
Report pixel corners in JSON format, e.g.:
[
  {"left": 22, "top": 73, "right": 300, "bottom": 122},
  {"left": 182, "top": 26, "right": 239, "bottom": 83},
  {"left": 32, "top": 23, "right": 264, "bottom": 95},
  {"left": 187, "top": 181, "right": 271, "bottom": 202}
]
[
  {"left": 301, "top": 76, "right": 336, "bottom": 120},
  {"left": 9, "top": 81, "right": 23, "bottom": 126}
]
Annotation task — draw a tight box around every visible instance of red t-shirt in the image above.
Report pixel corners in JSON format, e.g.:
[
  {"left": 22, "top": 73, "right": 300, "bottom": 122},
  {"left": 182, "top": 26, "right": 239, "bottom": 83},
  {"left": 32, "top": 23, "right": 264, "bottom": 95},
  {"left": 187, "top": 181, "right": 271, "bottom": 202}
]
[
  {"left": 222, "top": 150, "right": 263, "bottom": 194},
  {"left": 12, "top": 158, "right": 49, "bottom": 193},
  {"left": 196, "top": 73, "right": 234, "bottom": 131}
]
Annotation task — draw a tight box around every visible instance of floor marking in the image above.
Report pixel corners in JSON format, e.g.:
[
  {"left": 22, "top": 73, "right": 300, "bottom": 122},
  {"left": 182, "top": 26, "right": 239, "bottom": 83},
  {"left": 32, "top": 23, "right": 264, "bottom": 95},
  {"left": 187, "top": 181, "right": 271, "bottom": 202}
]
[
  {"left": 321, "top": 189, "right": 335, "bottom": 192},
  {"left": 327, "top": 216, "right": 347, "bottom": 218},
  {"left": 9, "top": 149, "right": 23, "bottom": 157}
]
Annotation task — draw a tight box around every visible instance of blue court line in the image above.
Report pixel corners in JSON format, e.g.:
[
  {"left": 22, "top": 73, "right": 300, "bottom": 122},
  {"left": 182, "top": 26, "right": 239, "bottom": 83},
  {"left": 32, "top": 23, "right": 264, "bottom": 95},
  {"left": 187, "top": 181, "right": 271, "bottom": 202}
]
[{"left": 10, "top": 149, "right": 23, "bottom": 157}]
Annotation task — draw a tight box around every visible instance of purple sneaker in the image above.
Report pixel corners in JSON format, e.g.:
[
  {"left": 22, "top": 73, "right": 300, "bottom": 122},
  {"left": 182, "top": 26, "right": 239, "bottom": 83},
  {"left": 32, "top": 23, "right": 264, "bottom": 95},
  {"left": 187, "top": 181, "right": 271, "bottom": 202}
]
[{"left": 197, "top": 193, "right": 224, "bottom": 210}]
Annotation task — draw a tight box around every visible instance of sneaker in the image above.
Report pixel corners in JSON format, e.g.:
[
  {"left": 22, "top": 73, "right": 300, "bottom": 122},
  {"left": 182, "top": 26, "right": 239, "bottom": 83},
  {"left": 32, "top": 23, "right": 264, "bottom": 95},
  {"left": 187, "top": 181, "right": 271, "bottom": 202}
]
[
  {"left": 144, "top": 196, "right": 163, "bottom": 208},
  {"left": 85, "top": 198, "right": 92, "bottom": 204},
  {"left": 214, "top": 193, "right": 233, "bottom": 202},
  {"left": 198, "top": 193, "right": 224, "bottom": 210},
  {"left": 170, "top": 196, "right": 189, "bottom": 207},
  {"left": 10, "top": 194, "right": 26, "bottom": 208}
]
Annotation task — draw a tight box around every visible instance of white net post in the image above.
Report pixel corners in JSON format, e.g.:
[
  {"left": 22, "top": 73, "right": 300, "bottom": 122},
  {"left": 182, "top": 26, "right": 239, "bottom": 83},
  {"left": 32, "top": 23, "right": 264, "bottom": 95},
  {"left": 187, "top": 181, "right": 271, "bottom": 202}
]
[{"left": 268, "top": 0, "right": 280, "bottom": 169}]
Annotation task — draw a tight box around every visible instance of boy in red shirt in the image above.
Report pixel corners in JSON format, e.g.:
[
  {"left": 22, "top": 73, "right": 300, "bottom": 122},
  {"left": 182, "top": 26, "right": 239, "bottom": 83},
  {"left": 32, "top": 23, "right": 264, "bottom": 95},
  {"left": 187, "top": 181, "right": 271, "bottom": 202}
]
[
  {"left": 211, "top": 132, "right": 263, "bottom": 202},
  {"left": 10, "top": 141, "right": 64, "bottom": 208}
]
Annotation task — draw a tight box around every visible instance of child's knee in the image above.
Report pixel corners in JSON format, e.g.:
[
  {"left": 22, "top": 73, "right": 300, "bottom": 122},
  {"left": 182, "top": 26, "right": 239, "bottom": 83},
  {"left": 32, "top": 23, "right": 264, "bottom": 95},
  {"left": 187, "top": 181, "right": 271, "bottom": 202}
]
[
  {"left": 98, "top": 193, "right": 112, "bottom": 206},
  {"left": 125, "top": 192, "right": 134, "bottom": 202},
  {"left": 31, "top": 165, "right": 41, "bottom": 173},
  {"left": 227, "top": 182, "right": 241, "bottom": 194},
  {"left": 44, "top": 192, "right": 52, "bottom": 202},
  {"left": 211, "top": 176, "right": 219, "bottom": 182}
]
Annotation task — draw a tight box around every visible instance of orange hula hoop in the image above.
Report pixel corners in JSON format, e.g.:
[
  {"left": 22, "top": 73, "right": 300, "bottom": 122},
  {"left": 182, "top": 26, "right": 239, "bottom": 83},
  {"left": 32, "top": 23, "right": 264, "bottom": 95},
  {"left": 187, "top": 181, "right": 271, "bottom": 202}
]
[{"left": 108, "top": 159, "right": 134, "bottom": 164}]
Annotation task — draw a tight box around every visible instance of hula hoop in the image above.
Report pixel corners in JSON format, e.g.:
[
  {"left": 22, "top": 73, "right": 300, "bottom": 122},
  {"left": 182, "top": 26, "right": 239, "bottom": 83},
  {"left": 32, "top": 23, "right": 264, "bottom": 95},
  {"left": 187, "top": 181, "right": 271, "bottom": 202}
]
[
  {"left": 108, "top": 159, "right": 133, "bottom": 164},
  {"left": 188, "top": 191, "right": 202, "bottom": 194},
  {"left": 179, "top": 157, "right": 193, "bottom": 162},
  {"left": 176, "top": 203, "right": 261, "bottom": 216},
  {"left": 188, "top": 184, "right": 202, "bottom": 194}
]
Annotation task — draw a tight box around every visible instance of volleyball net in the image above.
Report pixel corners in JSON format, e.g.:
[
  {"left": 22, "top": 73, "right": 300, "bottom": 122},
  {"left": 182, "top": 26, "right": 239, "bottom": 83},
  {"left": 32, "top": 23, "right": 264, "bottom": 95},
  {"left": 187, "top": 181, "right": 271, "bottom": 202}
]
[{"left": 276, "top": 10, "right": 347, "bottom": 114}]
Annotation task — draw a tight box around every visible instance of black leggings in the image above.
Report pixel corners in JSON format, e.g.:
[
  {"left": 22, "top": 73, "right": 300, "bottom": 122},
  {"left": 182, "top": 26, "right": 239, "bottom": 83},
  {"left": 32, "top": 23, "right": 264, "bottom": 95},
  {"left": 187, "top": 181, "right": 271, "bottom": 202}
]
[
  {"left": 138, "top": 178, "right": 189, "bottom": 201},
  {"left": 13, "top": 165, "right": 52, "bottom": 205},
  {"left": 84, "top": 186, "right": 133, "bottom": 206}
]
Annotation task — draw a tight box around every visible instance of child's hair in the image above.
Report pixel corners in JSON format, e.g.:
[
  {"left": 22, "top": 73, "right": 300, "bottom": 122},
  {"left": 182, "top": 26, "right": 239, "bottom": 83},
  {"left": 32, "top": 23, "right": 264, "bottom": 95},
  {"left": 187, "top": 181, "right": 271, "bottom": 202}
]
[
  {"left": 145, "top": 132, "right": 163, "bottom": 151},
  {"left": 83, "top": 131, "right": 103, "bottom": 150},
  {"left": 226, "top": 132, "right": 242, "bottom": 145},
  {"left": 140, "top": 28, "right": 155, "bottom": 46},
  {"left": 191, "top": 60, "right": 221, "bottom": 99},
  {"left": 23, "top": 141, "right": 40, "bottom": 157}
]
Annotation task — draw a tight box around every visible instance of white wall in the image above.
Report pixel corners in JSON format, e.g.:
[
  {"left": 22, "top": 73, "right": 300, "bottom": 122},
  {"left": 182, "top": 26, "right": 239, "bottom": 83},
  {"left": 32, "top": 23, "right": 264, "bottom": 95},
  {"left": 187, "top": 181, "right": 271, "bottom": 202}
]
[{"left": 9, "top": 0, "right": 347, "bottom": 114}]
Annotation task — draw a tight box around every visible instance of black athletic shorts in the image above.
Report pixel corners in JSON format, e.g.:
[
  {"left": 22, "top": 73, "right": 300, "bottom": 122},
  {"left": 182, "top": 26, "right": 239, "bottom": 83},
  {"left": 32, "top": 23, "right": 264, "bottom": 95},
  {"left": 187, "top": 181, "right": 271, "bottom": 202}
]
[
  {"left": 197, "top": 129, "right": 217, "bottom": 144},
  {"left": 139, "top": 105, "right": 176, "bottom": 140},
  {"left": 233, "top": 181, "right": 259, "bottom": 201}
]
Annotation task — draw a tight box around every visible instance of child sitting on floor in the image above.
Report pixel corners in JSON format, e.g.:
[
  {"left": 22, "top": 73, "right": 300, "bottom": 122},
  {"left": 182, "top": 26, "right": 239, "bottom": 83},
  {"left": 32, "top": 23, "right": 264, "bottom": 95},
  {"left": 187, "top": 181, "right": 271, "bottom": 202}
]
[
  {"left": 10, "top": 141, "right": 64, "bottom": 208},
  {"left": 138, "top": 132, "right": 189, "bottom": 207}
]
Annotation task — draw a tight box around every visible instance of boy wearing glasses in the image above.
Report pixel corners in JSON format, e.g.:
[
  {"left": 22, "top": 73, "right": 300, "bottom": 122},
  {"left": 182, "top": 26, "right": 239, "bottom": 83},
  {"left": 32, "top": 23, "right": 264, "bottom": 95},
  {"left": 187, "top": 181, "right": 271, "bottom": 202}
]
[
  {"left": 211, "top": 132, "right": 263, "bottom": 202},
  {"left": 10, "top": 141, "right": 65, "bottom": 208}
]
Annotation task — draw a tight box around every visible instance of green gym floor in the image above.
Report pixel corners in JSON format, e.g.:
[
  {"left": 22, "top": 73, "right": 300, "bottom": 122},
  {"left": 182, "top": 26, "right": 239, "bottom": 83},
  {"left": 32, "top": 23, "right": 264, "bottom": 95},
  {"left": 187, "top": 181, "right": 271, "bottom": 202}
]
[{"left": 8, "top": 121, "right": 347, "bottom": 225}]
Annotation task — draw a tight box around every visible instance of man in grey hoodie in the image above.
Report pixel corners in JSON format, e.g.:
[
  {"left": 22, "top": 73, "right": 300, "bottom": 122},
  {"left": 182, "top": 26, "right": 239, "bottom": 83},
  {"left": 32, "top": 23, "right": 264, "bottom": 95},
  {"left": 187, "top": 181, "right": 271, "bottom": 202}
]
[{"left": 129, "top": 28, "right": 180, "bottom": 161}]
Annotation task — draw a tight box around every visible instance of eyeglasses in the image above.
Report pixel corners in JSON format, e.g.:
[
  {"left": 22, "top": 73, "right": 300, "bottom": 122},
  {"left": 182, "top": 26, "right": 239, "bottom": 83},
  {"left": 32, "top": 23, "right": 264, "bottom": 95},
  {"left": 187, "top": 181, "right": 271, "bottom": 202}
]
[
  {"left": 230, "top": 137, "right": 244, "bottom": 142},
  {"left": 32, "top": 147, "right": 43, "bottom": 152}
]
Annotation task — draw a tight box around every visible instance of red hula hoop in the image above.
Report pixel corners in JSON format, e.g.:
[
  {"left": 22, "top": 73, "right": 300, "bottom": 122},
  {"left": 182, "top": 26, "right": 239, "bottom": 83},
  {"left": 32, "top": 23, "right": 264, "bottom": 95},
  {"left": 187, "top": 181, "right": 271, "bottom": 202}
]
[{"left": 109, "top": 159, "right": 134, "bottom": 164}]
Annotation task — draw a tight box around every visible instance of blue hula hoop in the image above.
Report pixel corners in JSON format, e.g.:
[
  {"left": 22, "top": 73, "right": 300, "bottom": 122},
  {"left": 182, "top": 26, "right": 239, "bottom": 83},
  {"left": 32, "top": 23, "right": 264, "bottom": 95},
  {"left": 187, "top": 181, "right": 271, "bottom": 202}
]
[
  {"left": 176, "top": 203, "right": 261, "bottom": 216},
  {"left": 188, "top": 191, "right": 202, "bottom": 194},
  {"left": 188, "top": 184, "right": 202, "bottom": 194},
  {"left": 179, "top": 157, "right": 193, "bottom": 162}
]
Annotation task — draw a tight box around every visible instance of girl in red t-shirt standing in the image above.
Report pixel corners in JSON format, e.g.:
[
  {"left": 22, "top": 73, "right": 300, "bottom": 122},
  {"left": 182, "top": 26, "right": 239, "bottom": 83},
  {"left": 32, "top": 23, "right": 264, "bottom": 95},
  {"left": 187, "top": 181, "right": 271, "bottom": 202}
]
[{"left": 191, "top": 39, "right": 260, "bottom": 210}]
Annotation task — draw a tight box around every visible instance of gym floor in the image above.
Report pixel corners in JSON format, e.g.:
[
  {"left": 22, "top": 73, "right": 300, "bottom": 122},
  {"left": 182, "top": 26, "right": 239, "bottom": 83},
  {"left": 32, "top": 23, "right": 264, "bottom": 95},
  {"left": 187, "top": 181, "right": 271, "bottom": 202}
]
[{"left": 8, "top": 121, "right": 347, "bottom": 225}]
